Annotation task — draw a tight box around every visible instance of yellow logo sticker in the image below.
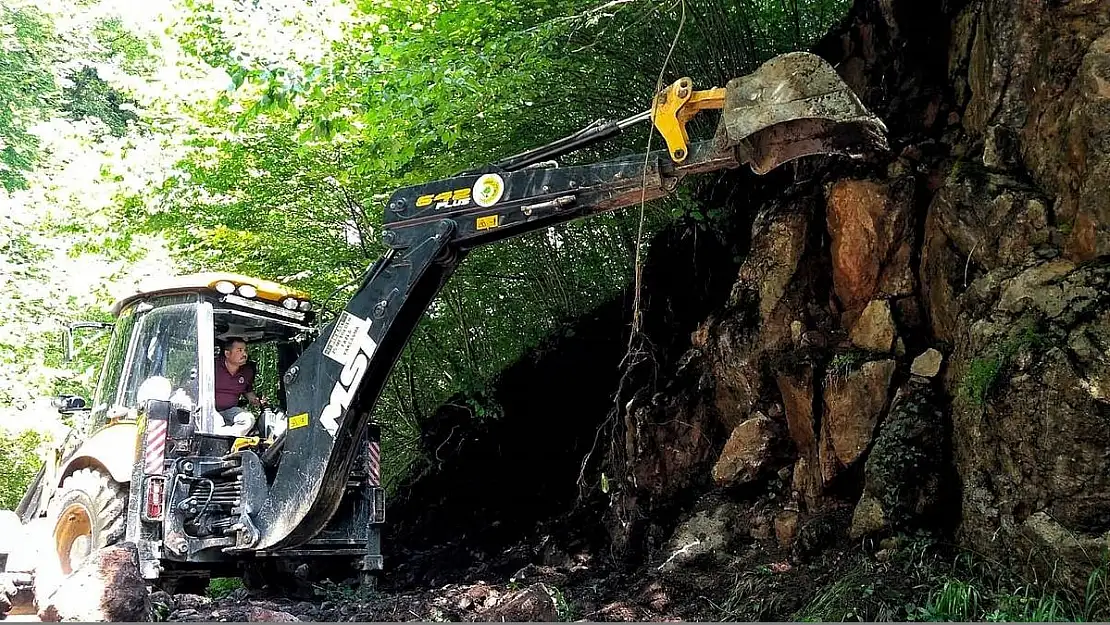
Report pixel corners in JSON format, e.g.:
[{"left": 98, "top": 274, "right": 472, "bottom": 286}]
[
  {"left": 289, "top": 413, "right": 309, "bottom": 429},
  {"left": 476, "top": 215, "right": 499, "bottom": 230},
  {"left": 415, "top": 188, "right": 471, "bottom": 210},
  {"left": 473, "top": 173, "right": 505, "bottom": 207}
]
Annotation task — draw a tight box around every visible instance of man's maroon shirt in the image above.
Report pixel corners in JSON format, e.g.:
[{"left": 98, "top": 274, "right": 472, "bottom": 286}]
[{"left": 214, "top": 358, "right": 256, "bottom": 411}]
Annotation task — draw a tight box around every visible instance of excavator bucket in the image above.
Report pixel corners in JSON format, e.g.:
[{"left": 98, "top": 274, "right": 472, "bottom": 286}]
[{"left": 719, "top": 52, "right": 888, "bottom": 174}]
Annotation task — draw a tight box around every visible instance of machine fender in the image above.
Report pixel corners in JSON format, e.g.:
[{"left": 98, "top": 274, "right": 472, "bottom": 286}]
[{"left": 57, "top": 422, "right": 140, "bottom": 486}]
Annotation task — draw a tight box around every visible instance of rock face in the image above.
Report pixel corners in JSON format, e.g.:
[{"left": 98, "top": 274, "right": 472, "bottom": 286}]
[
  {"left": 380, "top": 0, "right": 1110, "bottom": 601},
  {"left": 37, "top": 543, "right": 151, "bottom": 622},
  {"left": 958, "top": 1, "right": 1110, "bottom": 262},
  {"left": 629, "top": 0, "right": 1110, "bottom": 596},
  {"left": 654, "top": 501, "right": 744, "bottom": 573},
  {"left": 828, "top": 0, "right": 1110, "bottom": 594},
  {"left": 950, "top": 261, "right": 1110, "bottom": 589}
]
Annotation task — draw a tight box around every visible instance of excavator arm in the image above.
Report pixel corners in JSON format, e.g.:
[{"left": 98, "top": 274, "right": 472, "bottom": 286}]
[{"left": 247, "top": 51, "right": 889, "bottom": 551}]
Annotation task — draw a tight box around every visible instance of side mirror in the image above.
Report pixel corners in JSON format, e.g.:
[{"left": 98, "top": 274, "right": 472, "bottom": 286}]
[
  {"left": 52, "top": 394, "right": 88, "bottom": 414},
  {"left": 62, "top": 322, "right": 114, "bottom": 363}
]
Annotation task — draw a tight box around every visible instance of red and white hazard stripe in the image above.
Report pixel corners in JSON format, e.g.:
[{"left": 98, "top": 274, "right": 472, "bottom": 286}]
[
  {"left": 144, "top": 420, "right": 168, "bottom": 475},
  {"left": 367, "top": 440, "right": 380, "bottom": 486}
]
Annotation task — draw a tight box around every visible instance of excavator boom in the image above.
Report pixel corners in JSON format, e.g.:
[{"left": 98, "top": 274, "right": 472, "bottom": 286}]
[{"left": 248, "top": 51, "right": 889, "bottom": 551}]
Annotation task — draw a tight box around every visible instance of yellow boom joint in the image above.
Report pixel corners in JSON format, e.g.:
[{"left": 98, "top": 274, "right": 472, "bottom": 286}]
[{"left": 650, "top": 77, "right": 726, "bottom": 162}]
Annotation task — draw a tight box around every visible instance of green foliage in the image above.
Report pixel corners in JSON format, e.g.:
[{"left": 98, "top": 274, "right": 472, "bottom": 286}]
[
  {"left": 958, "top": 319, "right": 1045, "bottom": 406},
  {"left": 826, "top": 349, "right": 867, "bottom": 386},
  {"left": 206, "top": 576, "right": 244, "bottom": 598},
  {"left": 918, "top": 577, "right": 983, "bottom": 621},
  {"left": 0, "top": 5, "right": 58, "bottom": 191},
  {"left": 0, "top": 428, "right": 44, "bottom": 509},
  {"left": 61, "top": 66, "right": 141, "bottom": 137},
  {"left": 0, "top": 1, "right": 174, "bottom": 412},
  {"left": 983, "top": 589, "right": 1072, "bottom": 622},
  {"left": 173, "top": 0, "right": 235, "bottom": 72},
  {"left": 793, "top": 562, "right": 895, "bottom": 622},
  {"left": 0, "top": 284, "right": 115, "bottom": 409},
  {"left": 959, "top": 356, "right": 1002, "bottom": 406},
  {"left": 548, "top": 585, "right": 579, "bottom": 621},
  {"left": 91, "top": 17, "right": 159, "bottom": 76}
]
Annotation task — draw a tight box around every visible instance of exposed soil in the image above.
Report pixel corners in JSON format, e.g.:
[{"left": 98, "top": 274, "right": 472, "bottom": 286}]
[{"left": 164, "top": 501, "right": 882, "bottom": 622}]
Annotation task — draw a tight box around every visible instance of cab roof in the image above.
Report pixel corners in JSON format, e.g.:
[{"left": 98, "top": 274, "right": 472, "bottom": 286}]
[{"left": 110, "top": 272, "right": 313, "bottom": 317}]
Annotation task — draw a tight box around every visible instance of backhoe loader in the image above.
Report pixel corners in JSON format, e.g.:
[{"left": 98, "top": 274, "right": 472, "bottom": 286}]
[{"left": 3, "top": 51, "right": 888, "bottom": 597}]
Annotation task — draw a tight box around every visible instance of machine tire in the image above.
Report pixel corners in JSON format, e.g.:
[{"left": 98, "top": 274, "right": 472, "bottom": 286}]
[{"left": 48, "top": 468, "right": 128, "bottom": 576}]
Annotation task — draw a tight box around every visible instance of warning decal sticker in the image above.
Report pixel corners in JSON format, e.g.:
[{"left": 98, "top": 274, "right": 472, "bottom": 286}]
[
  {"left": 476, "top": 214, "right": 499, "bottom": 230},
  {"left": 323, "top": 311, "right": 369, "bottom": 365}
]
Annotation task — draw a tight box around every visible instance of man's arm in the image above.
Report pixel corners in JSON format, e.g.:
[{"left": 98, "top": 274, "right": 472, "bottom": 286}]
[
  {"left": 244, "top": 364, "right": 266, "bottom": 407},
  {"left": 245, "top": 390, "right": 267, "bottom": 408}
]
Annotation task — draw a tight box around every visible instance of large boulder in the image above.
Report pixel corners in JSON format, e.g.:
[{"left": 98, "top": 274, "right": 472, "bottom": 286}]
[
  {"left": 37, "top": 543, "right": 151, "bottom": 622},
  {"left": 481, "top": 586, "right": 559, "bottom": 621},
  {"left": 825, "top": 178, "right": 916, "bottom": 316},
  {"left": 654, "top": 500, "right": 746, "bottom": 574},
  {"left": 821, "top": 359, "right": 897, "bottom": 480},
  {"left": 711, "top": 413, "right": 788, "bottom": 487},
  {"left": 249, "top": 605, "right": 300, "bottom": 622},
  {"left": 729, "top": 209, "right": 811, "bottom": 352}
]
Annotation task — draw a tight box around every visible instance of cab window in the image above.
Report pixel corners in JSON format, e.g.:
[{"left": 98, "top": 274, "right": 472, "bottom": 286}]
[
  {"left": 89, "top": 307, "right": 137, "bottom": 430},
  {"left": 114, "top": 303, "right": 200, "bottom": 417}
]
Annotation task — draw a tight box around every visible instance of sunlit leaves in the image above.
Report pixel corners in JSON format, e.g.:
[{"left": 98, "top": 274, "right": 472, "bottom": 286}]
[
  {"left": 92, "top": 17, "right": 160, "bottom": 76},
  {"left": 0, "top": 5, "right": 58, "bottom": 191},
  {"left": 0, "top": 428, "right": 44, "bottom": 510},
  {"left": 0, "top": 0, "right": 190, "bottom": 416}
]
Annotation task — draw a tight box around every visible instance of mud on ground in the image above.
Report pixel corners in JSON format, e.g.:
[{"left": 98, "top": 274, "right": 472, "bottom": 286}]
[{"left": 160, "top": 496, "right": 991, "bottom": 623}]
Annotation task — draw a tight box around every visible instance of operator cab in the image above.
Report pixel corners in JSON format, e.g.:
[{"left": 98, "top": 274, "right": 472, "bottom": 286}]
[{"left": 85, "top": 273, "right": 316, "bottom": 443}]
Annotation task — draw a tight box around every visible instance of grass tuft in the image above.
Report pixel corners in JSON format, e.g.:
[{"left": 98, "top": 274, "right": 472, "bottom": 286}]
[{"left": 772, "top": 540, "right": 1110, "bottom": 622}]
